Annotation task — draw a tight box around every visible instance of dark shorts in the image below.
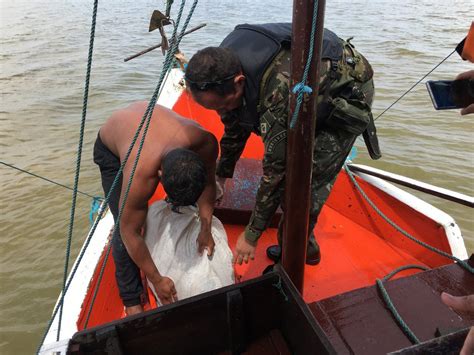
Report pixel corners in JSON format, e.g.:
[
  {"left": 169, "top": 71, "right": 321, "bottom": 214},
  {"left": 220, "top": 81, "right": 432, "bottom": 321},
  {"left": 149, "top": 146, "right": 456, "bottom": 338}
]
[{"left": 93, "top": 133, "right": 143, "bottom": 307}]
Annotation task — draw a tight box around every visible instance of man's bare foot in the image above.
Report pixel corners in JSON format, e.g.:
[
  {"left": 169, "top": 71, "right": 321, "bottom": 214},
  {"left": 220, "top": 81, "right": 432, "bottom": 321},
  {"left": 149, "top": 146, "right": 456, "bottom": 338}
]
[{"left": 125, "top": 304, "right": 143, "bottom": 316}]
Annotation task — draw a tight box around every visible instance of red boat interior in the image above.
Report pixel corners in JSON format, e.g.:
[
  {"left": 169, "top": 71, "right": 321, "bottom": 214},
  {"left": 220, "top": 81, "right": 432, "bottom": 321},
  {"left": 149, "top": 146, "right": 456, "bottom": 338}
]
[{"left": 76, "top": 91, "right": 457, "bottom": 331}]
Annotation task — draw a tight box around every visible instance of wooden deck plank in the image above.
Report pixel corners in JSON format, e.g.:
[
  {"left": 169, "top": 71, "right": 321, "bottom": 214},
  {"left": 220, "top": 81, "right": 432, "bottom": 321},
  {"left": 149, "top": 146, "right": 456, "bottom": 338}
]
[{"left": 308, "top": 261, "right": 474, "bottom": 354}]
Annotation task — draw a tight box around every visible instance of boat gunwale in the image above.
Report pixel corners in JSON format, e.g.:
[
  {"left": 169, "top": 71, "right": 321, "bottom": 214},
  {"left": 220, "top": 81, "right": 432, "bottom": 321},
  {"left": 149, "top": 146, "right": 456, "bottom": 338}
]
[{"left": 39, "top": 68, "right": 469, "bottom": 353}]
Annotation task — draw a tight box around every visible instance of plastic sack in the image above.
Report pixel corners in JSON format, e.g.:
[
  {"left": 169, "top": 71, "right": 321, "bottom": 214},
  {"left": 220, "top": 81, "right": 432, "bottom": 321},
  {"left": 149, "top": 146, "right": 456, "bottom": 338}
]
[{"left": 144, "top": 200, "right": 234, "bottom": 302}]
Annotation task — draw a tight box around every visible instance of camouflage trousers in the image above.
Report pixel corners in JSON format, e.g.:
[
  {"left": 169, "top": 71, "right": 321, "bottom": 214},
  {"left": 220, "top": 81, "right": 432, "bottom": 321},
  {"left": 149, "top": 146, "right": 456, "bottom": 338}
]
[
  {"left": 267, "top": 87, "right": 374, "bottom": 254},
  {"left": 274, "top": 125, "right": 358, "bottom": 254}
]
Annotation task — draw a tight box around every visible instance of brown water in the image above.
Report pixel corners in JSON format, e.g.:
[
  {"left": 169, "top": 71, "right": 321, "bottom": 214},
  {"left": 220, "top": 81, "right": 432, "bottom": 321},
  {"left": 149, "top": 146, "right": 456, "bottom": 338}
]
[{"left": 0, "top": 0, "right": 473, "bottom": 353}]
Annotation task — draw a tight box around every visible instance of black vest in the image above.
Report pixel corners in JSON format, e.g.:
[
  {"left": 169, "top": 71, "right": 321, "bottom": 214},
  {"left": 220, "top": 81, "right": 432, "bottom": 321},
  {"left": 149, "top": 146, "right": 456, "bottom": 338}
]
[{"left": 220, "top": 23, "right": 343, "bottom": 133}]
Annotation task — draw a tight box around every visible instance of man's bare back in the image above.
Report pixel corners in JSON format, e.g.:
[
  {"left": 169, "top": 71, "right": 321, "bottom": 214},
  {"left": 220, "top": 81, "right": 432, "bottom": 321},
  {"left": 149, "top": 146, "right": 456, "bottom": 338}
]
[
  {"left": 100, "top": 101, "right": 207, "bottom": 176},
  {"left": 95, "top": 102, "right": 218, "bottom": 313}
]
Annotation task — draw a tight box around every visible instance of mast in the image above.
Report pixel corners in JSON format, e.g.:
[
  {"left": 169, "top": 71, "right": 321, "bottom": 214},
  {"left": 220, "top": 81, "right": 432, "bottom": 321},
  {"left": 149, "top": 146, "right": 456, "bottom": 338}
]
[{"left": 282, "top": 0, "right": 326, "bottom": 291}]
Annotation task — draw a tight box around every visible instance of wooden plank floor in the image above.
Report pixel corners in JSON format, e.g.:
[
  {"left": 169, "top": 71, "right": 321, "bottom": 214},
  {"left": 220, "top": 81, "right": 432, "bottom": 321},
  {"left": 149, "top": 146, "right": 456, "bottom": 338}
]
[{"left": 309, "top": 260, "right": 474, "bottom": 354}]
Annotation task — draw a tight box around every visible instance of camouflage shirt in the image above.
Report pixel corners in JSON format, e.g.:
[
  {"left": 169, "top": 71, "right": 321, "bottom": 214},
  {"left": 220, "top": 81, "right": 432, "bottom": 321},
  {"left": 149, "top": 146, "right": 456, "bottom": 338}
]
[{"left": 216, "top": 48, "right": 332, "bottom": 241}]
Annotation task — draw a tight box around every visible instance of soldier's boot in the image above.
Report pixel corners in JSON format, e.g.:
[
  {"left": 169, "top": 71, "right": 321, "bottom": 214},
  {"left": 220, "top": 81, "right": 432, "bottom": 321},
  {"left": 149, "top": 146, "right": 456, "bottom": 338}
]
[{"left": 266, "top": 234, "right": 321, "bottom": 265}]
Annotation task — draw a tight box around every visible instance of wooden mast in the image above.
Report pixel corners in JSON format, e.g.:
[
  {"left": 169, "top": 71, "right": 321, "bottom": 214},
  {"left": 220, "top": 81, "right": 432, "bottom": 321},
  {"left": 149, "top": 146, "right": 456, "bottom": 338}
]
[{"left": 282, "top": 0, "right": 327, "bottom": 292}]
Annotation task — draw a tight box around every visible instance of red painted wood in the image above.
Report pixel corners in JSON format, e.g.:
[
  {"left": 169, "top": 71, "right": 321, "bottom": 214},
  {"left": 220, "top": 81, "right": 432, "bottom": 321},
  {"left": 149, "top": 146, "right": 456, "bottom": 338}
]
[
  {"left": 76, "top": 246, "right": 122, "bottom": 330},
  {"left": 326, "top": 172, "right": 453, "bottom": 267},
  {"left": 172, "top": 90, "right": 265, "bottom": 160}
]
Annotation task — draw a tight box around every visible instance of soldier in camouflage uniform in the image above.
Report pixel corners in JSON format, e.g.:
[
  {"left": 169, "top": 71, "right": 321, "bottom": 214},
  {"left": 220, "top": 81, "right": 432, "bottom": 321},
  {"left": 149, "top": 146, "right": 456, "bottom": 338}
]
[{"left": 185, "top": 24, "right": 376, "bottom": 266}]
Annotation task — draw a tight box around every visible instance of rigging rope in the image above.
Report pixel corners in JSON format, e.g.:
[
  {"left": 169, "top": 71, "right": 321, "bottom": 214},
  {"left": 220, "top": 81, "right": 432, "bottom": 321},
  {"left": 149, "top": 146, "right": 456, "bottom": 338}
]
[
  {"left": 344, "top": 163, "right": 474, "bottom": 274},
  {"left": 355, "top": 48, "right": 457, "bottom": 146},
  {"left": 289, "top": 0, "right": 318, "bottom": 129},
  {"left": 373, "top": 49, "right": 456, "bottom": 121},
  {"left": 56, "top": 0, "right": 99, "bottom": 342},
  {"left": 0, "top": 161, "right": 99, "bottom": 200},
  {"left": 35, "top": 0, "right": 465, "bottom": 350},
  {"left": 83, "top": 0, "right": 200, "bottom": 328},
  {"left": 165, "top": 0, "right": 174, "bottom": 18},
  {"left": 36, "top": 0, "right": 108, "bottom": 352},
  {"left": 37, "top": 0, "right": 182, "bottom": 344}
]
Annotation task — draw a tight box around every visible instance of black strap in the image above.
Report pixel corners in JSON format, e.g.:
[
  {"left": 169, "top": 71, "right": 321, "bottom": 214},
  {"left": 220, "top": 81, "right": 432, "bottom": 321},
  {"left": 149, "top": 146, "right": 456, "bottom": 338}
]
[{"left": 362, "top": 113, "right": 382, "bottom": 160}]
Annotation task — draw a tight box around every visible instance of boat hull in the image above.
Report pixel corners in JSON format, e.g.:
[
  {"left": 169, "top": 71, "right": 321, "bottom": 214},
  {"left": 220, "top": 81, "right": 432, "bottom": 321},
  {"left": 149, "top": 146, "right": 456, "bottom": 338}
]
[{"left": 39, "top": 68, "right": 468, "bottom": 354}]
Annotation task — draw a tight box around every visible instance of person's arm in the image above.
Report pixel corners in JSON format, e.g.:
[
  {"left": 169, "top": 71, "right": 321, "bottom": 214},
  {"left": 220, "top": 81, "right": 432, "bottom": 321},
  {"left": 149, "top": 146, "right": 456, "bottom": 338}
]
[
  {"left": 216, "top": 110, "right": 252, "bottom": 179},
  {"left": 233, "top": 99, "right": 288, "bottom": 264},
  {"left": 232, "top": 54, "right": 331, "bottom": 264},
  {"left": 119, "top": 166, "right": 177, "bottom": 304},
  {"left": 250, "top": 107, "right": 288, "bottom": 225},
  {"left": 194, "top": 131, "right": 219, "bottom": 255}
]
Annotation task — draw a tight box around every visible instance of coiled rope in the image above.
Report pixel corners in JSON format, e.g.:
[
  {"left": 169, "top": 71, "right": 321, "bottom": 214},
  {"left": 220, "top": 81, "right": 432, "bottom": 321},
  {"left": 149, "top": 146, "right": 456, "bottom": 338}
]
[{"left": 376, "top": 265, "right": 430, "bottom": 344}]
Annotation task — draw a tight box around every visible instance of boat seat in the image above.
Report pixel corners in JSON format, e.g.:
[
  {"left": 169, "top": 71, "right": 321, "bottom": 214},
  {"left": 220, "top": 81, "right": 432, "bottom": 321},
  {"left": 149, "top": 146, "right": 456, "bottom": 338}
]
[{"left": 213, "top": 158, "right": 282, "bottom": 228}]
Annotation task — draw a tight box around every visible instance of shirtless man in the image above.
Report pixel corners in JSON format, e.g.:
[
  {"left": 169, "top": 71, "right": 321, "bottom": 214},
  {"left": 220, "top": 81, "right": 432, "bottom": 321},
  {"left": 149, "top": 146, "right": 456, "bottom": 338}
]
[{"left": 93, "top": 101, "right": 218, "bottom": 315}]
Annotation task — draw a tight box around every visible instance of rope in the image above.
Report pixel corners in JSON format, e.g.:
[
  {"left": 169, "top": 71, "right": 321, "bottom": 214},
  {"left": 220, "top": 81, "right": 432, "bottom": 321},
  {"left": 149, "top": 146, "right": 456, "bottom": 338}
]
[
  {"left": 0, "top": 161, "right": 98, "bottom": 200},
  {"left": 374, "top": 49, "right": 456, "bottom": 121},
  {"left": 289, "top": 0, "right": 318, "bottom": 129},
  {"left": 165, "top": 0, "right": 174, "bottom": 18},
  {"left": 39, "top": 0, "right": 195, "bottom": 342},
  {"left": 355, "top": 49, "right": 456, "bottom": 146},
  {"left": 375, "top": 265, "right": 429, "bottom": 344},
  {"left": 344, "top": 164, "right": 474, "bottom": 274},
  {"left": 292, "top": 82, "right": 313, "bottom": 95},
  {"left": 1, "top": 160, "right": 104, "bottom": 227},
  {"left": 36, "top": 0, "right": 102, "bottom": 352},
  {"left": 83, "top": 0, "right": 199, "bottom": 328},
  {"left": 56, "top": 0, "right": 99, "bottom": 342},
  {"left": 377, "top": 279, "right": 420, "bottom": 343},
  {"left": 37, "top": 197, "right": 107, "bottom": 354},
  {"left": 381, "top": 264, "right": 430, "bottom": 282},
  {"left": 38, "top": 36, "right": 157, "bottom": 349},
  {"left": 376, "top": 265, "right": 430, "bottom": 344}
]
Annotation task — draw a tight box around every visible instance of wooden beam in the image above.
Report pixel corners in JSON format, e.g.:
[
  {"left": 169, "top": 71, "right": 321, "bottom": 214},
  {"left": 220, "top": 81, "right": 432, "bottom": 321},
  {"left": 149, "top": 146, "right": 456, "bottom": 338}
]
[{"left": 283, "top": 0, "right": 326, "bottom": 292}]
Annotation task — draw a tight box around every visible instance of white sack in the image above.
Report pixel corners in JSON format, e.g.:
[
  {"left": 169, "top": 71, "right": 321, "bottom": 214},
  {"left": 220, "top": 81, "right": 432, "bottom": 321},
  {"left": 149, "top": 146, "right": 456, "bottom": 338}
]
[{"left": 145, "top": 200, "right": 234, "bottom": 301}]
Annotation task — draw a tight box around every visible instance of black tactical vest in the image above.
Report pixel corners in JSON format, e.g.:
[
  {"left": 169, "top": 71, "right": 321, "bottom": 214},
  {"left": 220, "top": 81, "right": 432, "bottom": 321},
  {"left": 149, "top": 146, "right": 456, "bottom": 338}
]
[{"left": 220, "top": 23, "right": 343, "bottom": 133}]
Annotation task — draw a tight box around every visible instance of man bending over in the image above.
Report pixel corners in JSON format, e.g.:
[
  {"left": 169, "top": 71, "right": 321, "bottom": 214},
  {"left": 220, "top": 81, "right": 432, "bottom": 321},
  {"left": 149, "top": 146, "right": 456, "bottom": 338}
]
[{"left": 94, "top": 102, "right": 218, "bottom": 315}]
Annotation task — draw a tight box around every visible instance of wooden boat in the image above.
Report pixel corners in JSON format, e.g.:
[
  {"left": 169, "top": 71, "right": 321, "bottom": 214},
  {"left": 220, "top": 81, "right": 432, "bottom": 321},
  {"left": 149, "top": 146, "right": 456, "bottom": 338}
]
[
  {"left": 37, "top": 0, "right": 474, "bottom": 351},
  {"left": 38, "top": 66, "right": 473, "bottom": 354}
]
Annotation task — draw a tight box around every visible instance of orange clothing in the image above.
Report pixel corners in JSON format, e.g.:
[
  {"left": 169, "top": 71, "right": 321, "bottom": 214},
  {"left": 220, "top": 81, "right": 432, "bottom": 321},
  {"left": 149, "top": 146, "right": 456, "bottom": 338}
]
[{"left": 461, "top": 21, "right": 474, "bottom": 62}]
